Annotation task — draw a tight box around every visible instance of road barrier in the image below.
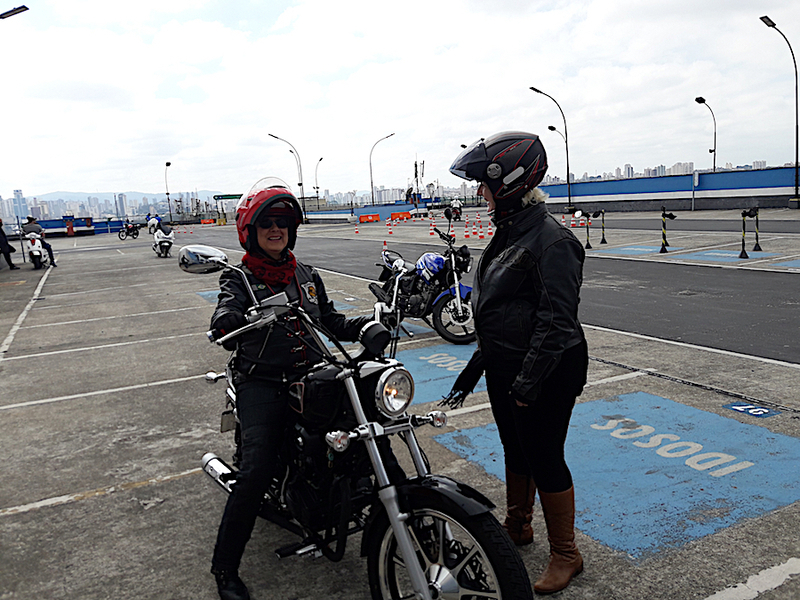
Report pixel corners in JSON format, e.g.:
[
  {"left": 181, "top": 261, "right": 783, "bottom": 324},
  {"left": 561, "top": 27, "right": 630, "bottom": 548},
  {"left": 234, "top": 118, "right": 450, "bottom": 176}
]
[{"left": 660, "top": 207, "right": 677, "bottom": 253}]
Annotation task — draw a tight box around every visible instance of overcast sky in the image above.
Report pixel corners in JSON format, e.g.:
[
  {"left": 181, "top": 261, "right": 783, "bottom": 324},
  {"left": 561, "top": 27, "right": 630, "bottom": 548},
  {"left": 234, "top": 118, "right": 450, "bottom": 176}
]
[{"left": 1, "top": 0, "right": 798, "bottom": 199}]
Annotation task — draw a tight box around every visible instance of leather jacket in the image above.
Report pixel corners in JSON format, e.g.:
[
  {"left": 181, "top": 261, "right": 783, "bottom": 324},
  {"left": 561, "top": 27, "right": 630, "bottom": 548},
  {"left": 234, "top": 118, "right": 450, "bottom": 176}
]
[
  {"left": 473, "top": 202, "right": 586, "bottom": 400},
  {"left": 212, "top": 262, "right": 371, "bottom": 382}
]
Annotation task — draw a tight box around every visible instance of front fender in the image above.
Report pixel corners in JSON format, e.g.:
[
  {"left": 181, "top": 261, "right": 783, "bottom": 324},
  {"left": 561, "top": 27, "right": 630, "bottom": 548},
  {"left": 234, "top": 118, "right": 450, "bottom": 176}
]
[
  {"left": 433, "top": 282, "right": 472, "bottom": 305},
  {"left": 360, "top": 474, "right": 495, "bottom": 557}
]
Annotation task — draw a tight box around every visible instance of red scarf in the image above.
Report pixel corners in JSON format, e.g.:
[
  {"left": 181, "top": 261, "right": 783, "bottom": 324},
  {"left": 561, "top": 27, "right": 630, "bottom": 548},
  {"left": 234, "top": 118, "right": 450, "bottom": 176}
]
[{"left": 242, "top": 251, "right": 297, "bottom": 287}]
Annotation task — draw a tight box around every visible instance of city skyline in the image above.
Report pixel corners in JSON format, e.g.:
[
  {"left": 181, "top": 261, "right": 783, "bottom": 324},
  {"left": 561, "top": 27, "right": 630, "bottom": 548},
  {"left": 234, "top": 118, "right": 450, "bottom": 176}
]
[{"left": 0, "top": 1, "right": 797, "bottom": 201}]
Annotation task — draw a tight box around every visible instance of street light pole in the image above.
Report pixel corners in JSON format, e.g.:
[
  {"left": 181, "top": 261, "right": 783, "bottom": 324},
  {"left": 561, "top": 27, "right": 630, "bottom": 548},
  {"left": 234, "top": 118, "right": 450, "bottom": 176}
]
[
  {"left": 164, "top": 161, "right": 173, "bottom": 223},
  {"left": 268, "top": 133, "right": 307, "bottom": 220},
  {"left": 315, "top": 157, "right": 323, "bottom": 199},
  {"left": 0, "top": 5, "right": 28, "bottom": 19},
  {"left": 370, "top": 133, "right": 395, "bottom": 206},
  {"left": 531, "top": 87, "right": 572, "bottom": 208},
  {"left": 695, "top": 97, "right": 717, "bottom": 172},
  {"left": 547, "top": 125, "right": 570, "bottom": 192},
  {"left": 761, "top": 15, "right": 799, "bottom": 207}
]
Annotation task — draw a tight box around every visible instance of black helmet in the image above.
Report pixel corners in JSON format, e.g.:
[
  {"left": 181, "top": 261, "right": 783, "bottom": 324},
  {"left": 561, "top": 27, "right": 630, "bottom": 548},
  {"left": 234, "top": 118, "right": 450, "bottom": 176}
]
[{"left": 450, "top": 131, "right": 547, "bottom": 213}]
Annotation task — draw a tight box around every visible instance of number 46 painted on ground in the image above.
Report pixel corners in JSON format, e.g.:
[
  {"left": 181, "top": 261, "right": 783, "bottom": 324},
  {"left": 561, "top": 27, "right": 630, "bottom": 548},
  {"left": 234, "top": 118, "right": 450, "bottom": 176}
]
[{"left": 724, "top": 403, "right": 780, "bottom": 418}]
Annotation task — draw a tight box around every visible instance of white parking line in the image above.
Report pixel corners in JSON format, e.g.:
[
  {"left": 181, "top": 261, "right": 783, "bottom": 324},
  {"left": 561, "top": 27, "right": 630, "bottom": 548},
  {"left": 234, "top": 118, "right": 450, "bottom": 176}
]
[
  {"left": 0, "top": 267, "right": 52, "bottom": 363},
  {"left": 703, "top": 558, "right": 800, "bottom": 600},
  {"left": 0, "top": 467, "right": 202, "bottom": 517},
  {"left": 1, "top": 332, "right": 201, "bottom": 361},
  {"left": 0, "top": 374, "right": 205, "bottom": 412},
  {"left": 21, "top": 305, "right": 205, "bottom": 328}
]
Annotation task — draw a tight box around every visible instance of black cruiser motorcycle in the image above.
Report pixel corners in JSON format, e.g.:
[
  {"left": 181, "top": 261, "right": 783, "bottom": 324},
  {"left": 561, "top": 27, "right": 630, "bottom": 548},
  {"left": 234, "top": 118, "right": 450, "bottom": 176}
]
[
  {"left": 178, "top": 245, "right": 531, "bottom": 600},
  {"left": 370, "top": 208, "right": 475, "bottom": 353}
]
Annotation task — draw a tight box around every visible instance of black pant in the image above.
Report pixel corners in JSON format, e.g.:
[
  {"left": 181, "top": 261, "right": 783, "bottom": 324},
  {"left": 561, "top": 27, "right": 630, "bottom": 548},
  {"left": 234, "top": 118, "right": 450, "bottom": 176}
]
[
  {"left": 212, "top": 380, "right": 292, "bottom": 572},
  {"left": 2, "top": 250, "right": 15, "bottom": 268},
  {"left": 41, "top": 240, "right": 55, "bottom": 263},
  {"left": 485, "top": 340, "right": 588, "bottom": 494}
]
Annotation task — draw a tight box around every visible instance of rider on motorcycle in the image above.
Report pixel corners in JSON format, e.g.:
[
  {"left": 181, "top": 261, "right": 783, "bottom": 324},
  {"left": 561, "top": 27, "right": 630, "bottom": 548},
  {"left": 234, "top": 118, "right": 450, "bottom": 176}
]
[
  {"left": 208, "top": 177, "right": 373, "bottom": 600},
  {"left": 21, "top": 216, "right": 56, "bottom": 267}
]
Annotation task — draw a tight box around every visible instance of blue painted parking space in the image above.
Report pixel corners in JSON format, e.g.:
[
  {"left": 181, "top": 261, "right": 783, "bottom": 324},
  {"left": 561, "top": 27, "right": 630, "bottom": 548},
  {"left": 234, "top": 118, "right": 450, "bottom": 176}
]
[
  {"left": 774, "top": 258, "right": 800, "bottom": 268},
  {"left": 436, "top": 391, "right": 800, "bottom": 560},
  {"left": 395, "top": 343, "right": 485, "bottom": 404},
  {"left": 197, "top": 290, "right": 218, "bottom": 303},
  {"left": 590, "top": 245, "right": 678, "bottom": 256},
  {"left": 676, "top": 250, "right": 778, "bottom": 262}
]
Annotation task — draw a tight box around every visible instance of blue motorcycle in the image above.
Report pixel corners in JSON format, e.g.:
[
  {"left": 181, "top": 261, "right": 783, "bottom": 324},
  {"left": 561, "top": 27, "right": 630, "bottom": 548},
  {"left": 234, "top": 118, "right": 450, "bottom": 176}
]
[{"left": 370, "top": 208, "right": 475, "bottom": 351}]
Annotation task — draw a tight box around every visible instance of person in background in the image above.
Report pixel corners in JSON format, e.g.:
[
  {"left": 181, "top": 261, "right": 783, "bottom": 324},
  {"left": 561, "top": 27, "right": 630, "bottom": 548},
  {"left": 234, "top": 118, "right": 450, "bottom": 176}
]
[
  {"left": 208, "top": 177, "right": 374, "bottom": 600},
  {"left": 21, "top": 216, "right": 56, "bottom": 267},
  {"left": 446, "top": 131, "right": 588, "bottom": 594},
  {"left": 0, "top": 218, "right": 20, "bottom": 270}
]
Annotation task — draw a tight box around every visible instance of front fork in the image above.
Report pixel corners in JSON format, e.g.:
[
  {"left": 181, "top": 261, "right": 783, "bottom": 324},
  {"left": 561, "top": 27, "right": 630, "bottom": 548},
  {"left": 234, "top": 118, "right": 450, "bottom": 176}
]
[{"left": 341, "top": 376, "right": 434, "bottom": 600}]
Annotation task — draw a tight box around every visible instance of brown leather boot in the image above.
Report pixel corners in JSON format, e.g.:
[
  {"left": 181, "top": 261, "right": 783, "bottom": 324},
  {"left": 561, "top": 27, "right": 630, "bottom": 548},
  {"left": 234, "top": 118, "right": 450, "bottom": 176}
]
[
  {"left": 502, "top": 469, "right": 536, "bottom": 546},
  {"left": 534, "top": 487, "right": 583, "bottom": 594}
]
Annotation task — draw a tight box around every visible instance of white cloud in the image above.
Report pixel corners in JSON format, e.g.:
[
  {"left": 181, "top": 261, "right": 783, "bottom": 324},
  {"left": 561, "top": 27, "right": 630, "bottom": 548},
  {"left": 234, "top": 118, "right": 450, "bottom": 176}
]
[{"left": 0, "top": 0, "right": 797, "bottom": 199}]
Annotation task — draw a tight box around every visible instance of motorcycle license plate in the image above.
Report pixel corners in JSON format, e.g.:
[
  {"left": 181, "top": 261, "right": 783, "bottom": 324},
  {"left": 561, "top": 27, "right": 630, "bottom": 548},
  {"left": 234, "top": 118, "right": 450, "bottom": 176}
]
[{"left": 220, "top": 410, "right": 236, "bottom": 433}]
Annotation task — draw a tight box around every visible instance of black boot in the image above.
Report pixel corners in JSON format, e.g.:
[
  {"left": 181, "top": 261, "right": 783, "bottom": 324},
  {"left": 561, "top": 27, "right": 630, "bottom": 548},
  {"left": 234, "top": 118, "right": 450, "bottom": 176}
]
[{"left": 213, "top": 569, "right": 250, "bottom": 600}]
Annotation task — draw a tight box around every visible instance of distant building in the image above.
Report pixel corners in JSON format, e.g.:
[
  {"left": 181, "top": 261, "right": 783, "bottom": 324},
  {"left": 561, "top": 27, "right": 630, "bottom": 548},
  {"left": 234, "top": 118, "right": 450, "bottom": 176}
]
[
  {"left": 13, "top": 190, "right": 28, "bottom": 219},
  {"left": 624, "top": 164, "right": 634, "bottom": 178},
  {"left": 753, "top": 160, "right": 767, "bottom": 170}
]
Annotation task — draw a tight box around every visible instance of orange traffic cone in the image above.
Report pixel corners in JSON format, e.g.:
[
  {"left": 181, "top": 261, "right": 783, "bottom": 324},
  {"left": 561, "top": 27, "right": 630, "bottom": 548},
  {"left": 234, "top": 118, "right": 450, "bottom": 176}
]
[
  {"left": 570, "top": 215, "right": 576, "bottom": 228},
  {"left": 561, "top": 215, "right": 566, "bottom": 226},
  {"left": 479, "top": 222, "right": 484, "bottom": 239},
  {"left": 429, "top": 220, "right": 435, "bottom": 236},
  {"left": 464, "top": 216, "right": 470, "bottom": 239},
  {"left": 487, "top": 221, "right": 493, "bottom": 236},
  {"left": 383, "top": 240, "right": 387, "bottom": 251},
  {"left": 355, "top": 222, "right": 359, "bottom": 234}
]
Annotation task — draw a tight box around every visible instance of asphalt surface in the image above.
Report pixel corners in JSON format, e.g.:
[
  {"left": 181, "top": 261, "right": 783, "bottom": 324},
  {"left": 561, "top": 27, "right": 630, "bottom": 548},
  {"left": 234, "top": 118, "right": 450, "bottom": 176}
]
[{"left": 1, "top": 208, "right": 799, "bottom": 600}]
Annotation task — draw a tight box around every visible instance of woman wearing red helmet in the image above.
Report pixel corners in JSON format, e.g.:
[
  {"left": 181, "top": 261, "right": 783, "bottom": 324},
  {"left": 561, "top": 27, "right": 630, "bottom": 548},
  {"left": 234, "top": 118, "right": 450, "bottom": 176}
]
[
  {"left": 208, "top": 177, "right": 373, "bottom": 600},
  {"left": 448, "top": 132, "right": 588, "bottom": 594}
]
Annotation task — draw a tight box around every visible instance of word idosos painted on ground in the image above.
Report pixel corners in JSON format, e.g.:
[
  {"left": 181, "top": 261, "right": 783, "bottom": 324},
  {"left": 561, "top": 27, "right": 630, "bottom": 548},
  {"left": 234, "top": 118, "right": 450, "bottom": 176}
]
[
  {"left": 435, "top": 391, "right": 800, "bottom": 559},
  {"left": 395, "top": 343, "right": 486, "bottom": 404}
]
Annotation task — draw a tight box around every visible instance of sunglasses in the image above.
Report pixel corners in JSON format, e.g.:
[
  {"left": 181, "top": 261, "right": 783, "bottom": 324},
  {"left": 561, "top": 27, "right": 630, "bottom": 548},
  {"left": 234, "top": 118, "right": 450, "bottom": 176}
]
[{"left": 256, "top": 217, "right": 289, "bottom": 229}]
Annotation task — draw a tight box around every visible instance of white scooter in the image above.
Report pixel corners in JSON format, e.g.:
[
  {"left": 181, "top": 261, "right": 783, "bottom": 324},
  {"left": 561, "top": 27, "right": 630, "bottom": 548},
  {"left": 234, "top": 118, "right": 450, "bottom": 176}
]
[
  {"left": 24, "top": 232, "right": 50, "bottom": 270},
  {"left": 152, "top": 224, "right": 175, "bottom": 258}
]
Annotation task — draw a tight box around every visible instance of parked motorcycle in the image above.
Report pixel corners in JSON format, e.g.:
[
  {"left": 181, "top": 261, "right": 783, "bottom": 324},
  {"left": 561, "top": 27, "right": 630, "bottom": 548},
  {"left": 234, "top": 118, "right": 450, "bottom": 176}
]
[
  {"left": 118, "top": 222, "right": 141, "bottom": 240},
  {"left": 24, "top": 232, "right": 50, "bottom": 270},
  {"left": 152, "top": 224, "right": 175, "bottom": 257},
  {"left": 178, "top": 244, "right": 532, "bottom": 600},
  {"left": 370, "top": 208, "right": 475, "bottom": 352}
]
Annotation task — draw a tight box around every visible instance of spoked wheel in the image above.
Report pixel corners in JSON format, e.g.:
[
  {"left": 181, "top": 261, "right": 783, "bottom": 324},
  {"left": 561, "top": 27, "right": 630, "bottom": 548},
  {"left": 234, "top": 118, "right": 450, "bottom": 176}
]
[
  {"left": 431, "top": 294, "right": 476, "bottom": 345},
  {"left": 367, "top": 500, "right": 532, "bottom": 600},
  {"left": 117, "top": 230, "right": 127, "bottom": 240},
  {"left": 131, "top": 228, "right": 139, "bottom": 239}
]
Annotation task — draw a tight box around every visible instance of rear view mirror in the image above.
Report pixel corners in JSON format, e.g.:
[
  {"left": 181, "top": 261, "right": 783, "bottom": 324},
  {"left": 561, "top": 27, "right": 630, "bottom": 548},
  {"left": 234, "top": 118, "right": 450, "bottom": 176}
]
[{"left": 178, "top": 245, "right": 229, "bottom": 274}]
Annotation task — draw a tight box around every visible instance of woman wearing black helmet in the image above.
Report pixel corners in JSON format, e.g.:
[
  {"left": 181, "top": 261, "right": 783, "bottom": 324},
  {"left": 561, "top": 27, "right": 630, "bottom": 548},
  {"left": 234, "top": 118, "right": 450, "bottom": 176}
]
[
  {"left": 448, "top": 132, "right": 588, "bottom": 594},
  {"left": 208, "top": 177, "right": 374, "bottom": 600}
]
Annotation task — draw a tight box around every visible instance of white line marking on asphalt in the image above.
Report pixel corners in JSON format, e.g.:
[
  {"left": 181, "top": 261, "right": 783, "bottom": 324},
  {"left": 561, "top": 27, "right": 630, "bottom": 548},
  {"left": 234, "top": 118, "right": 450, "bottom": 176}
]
[
  {"left": 1, "top": 332, "right": 201, "bottom": 360},
  {"left": 445, "top": 371, "right": 649, "bottom": 418},
  {"left": 0, "top": 266, "right": 53, "bottom": 362},
  {"left": 584, "top": 324, "right": 800, "bottom": 370},
  {"left": 0, "top": 374, "right": 205, "bottom": 412},
  {"left": 21, "top": 305, "right": 205, "bottom": 328},
  {"left": 42, "top": 280, "right": 180, "bottom": 297},
  {"left": 703, "top": 558, "right": 800, "bottom": 600},
  {"left": 0, "top": 468, "right": 203, "bottom": 517},
  {"left": 117, "top": 249, "right": 123, "bottom": 254}
]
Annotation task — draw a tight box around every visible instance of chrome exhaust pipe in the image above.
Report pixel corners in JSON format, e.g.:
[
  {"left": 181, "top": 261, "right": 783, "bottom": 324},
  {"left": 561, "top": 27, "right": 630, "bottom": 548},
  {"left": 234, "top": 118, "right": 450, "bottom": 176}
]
[{"left": 201, "top": 452, "right": 236, "bottom": 494}]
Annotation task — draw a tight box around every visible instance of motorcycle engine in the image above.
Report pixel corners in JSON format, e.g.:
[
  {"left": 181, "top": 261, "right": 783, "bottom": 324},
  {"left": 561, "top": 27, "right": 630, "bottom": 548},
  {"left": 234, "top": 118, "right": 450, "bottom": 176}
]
[{"left": 404, "top": 278, "right": 436, "bottom": 318}]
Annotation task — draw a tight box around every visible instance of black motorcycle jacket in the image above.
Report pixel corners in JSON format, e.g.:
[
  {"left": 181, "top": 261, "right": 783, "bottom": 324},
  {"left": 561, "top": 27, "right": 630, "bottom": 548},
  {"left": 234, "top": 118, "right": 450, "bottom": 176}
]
[
  {"left": 473, "top": 202, "right": 586, "bottom": 400},
  {"left": 212, "top": 262, "right": 372, "bottom": 381}
]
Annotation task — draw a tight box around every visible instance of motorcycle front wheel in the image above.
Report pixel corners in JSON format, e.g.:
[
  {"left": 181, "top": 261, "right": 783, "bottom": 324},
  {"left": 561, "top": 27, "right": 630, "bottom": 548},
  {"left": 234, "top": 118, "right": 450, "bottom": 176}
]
[
  {"left": 117, "top": 230, "right": 127, "bottom": 240},
  {"left": 431, "top": 294, "right": 476, "bottom": 344},
  {"left": 367, "top": 499, "right": 532, "bottom": 600}
]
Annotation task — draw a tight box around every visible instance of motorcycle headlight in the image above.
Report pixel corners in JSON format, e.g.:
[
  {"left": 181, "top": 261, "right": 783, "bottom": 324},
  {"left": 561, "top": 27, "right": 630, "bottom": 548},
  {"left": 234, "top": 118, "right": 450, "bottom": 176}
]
[{"left": 375, "top": 367, "right": 415, "bottom": 418}]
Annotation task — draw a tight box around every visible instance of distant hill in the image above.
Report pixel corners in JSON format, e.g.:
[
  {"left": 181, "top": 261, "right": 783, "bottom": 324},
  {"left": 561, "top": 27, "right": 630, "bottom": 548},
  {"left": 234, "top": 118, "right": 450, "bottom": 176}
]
[{"left": 32, "top": 190, "right": 228, "bottom": 203}]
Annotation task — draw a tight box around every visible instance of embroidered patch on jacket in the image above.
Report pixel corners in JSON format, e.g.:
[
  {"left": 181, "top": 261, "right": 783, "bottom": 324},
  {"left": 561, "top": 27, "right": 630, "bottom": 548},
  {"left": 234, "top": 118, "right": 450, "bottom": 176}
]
[{"left": 300, "top": 281, "right": 318, "bottom": 304}]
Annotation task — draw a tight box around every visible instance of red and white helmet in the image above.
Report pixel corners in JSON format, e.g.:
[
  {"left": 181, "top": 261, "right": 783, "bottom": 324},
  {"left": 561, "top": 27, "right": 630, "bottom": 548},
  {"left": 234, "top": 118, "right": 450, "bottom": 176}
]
[{"left": 235, "top": 177, "right": 303, "bottom": 252}]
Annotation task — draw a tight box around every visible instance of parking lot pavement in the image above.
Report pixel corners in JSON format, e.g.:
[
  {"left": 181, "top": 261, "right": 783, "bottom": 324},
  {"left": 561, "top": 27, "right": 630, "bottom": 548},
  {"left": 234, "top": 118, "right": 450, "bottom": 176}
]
[{"left": 1, "top": 223, "right": 799, "bottom": 600}]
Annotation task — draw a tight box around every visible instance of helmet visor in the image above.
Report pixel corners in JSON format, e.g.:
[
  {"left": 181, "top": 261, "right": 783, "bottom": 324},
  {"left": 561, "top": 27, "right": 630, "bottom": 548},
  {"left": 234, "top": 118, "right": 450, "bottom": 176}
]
[
  {"left": 449, "top": 139, "right": 488, "bottom": 181},
  {"left": 235, "top": 177, "right": 294, "bottom": 212}
]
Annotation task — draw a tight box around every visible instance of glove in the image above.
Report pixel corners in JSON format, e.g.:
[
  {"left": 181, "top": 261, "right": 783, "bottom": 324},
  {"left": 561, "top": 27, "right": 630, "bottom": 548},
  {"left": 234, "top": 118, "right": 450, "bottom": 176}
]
[
  {"left": 212, "top": 312, "right": 246, "bottom": 349},
  {"left": 510, "top": 382, "right": 541, "bottom": 408},
  {"left": 439, "top": 348, "right": 485, "bottom": 409}
]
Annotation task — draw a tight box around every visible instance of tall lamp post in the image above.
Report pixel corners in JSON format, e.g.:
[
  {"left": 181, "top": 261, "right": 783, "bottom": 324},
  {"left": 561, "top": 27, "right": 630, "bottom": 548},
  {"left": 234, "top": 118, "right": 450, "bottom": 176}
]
[
  {"left": 761, "top": 15, "right": 799, "bottom": 207},
  {"left": 0, "top": 5, "right": 28, "bottom": 19},
  {"left": 531, "top": 87, "right": 572, "bottom": 209},
  {"left": 369, "top": 132, "right": 395, "bottom": 206},
  {"left": 268, "top": 133, "right": 306, "bottom": 220},
  {"left": 695, "top": 97, "right": 717, "bottom": 172},
  {"left": 547, "top": 125, "right": 570, "bottom": 194},
  {"left": 164, "top": 161, "right": 173, "bottom": 223},
  {"left": 314, "top": 157, "right": 323, "bottom": 201}
]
